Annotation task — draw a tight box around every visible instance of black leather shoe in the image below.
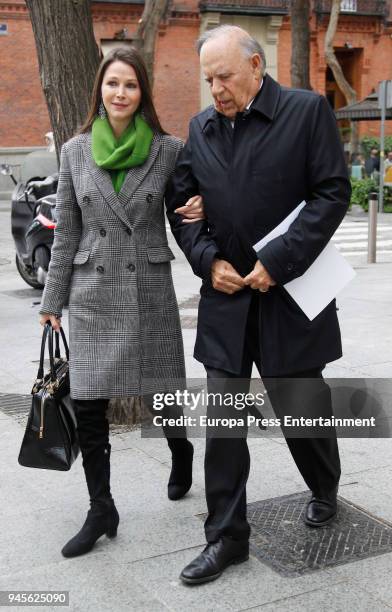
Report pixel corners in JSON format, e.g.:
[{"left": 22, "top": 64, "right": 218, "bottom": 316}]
[
  {"left": 180, "top": 537, "right": 249, "bottom": 585},
  {"left": 167, "top": 439, "right": 193, "bottom": 501},
  {"left": 61, "top": 501, "right": 119, "bottom": 558},
  {"left": 305, "top": 495, "right": 337, "bottom": 527}
]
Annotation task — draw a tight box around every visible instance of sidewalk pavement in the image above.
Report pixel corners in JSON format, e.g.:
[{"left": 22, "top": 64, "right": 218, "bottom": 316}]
[{"left": 0, "top": 211, "right": 392, "bottom": 611}]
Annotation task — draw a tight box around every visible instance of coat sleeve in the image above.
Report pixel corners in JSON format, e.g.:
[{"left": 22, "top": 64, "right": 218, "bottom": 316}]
[
  {"left": 165, "top": 125, "right": 220, "bottom": 280},
  {"left": 256, "top": 95, "right": 351, "bottom": 286},
  {"left": 39, "top": 142, "right": 82, "bottom": 317}
]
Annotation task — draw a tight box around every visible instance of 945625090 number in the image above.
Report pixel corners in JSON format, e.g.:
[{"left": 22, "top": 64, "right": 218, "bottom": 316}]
[{"left": 0, "top": 591, "right": 69, "bottom": 606}]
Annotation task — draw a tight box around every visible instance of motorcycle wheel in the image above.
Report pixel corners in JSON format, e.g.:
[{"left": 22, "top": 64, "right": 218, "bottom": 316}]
[{"left": 15, "top": 253, "right": 44, "bottom": 290}]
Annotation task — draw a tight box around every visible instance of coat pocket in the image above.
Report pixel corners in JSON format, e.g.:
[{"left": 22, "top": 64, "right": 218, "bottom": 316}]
[
  {"left": 147, "top": 245, "right": 175, "bottom": 263},
  {"left": 73, "top": 250, "right": 90, "bottom": 265}
]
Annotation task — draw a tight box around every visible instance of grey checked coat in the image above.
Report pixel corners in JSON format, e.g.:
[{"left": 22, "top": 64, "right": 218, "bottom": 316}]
[{"left": 40, "top": 131, "right": 186, "bottom": 399}]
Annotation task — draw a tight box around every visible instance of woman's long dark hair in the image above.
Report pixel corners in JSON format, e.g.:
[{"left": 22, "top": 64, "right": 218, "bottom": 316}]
[{"left": 78, "top": 46, "right": 167, "bottom": 135}]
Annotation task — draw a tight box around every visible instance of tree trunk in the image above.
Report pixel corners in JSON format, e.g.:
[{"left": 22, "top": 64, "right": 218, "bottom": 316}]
[
  {"left": 290, "top": 0, "right": 312, "bottom": 90},
  {"left": 324, "top": 0, "right": 358, "bottom": 152},
  {"left": 134, "top": 0, "right": 170, "bottom": 86},
  {"left": 107, "top": 397, "right": 150, "bottom": 430},
  {"left": 25, "top": 0, "right": 100, "bottom": 162}
]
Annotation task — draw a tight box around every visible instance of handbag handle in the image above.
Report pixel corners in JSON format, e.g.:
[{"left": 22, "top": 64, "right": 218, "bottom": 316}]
[
  {"left": 54, "top": 326, "right": 69, "bottom": 361},
  {"left": 36, "top": 323, "right": 52, "bottom": 382},
  {"left": 36, "top": 323, "right": 69, "bottom": 384}
]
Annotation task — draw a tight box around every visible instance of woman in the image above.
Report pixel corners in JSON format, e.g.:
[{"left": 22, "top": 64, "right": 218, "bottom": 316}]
[{"left": 39, "top": 47, "right": 203, "bottom": 558}]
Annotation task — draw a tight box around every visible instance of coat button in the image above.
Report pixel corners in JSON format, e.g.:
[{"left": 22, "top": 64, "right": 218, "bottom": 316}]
[
  {"left": 126, "top": 228, "right": 133, "bottom": 236},
  {"left": 287, "top": 263, "right": 294, "bottom": 272},
  {"left": 83, "top": 195, "right": 91, "bottom": 204},
  {"left": 146, "top": 193, "right": 153, "bottom": 203},
  {"left": 127, "top": 263, "right": 135, "bottom": 272},
  {"left": 100, "top": 229, "right": 106, "bottom": 237},
  {"left": 96, "top": 265, "right": 104, "bottom": 273}
]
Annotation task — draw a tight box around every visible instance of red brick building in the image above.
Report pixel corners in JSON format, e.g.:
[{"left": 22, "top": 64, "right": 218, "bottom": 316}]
[{"left": 0, "top": 0, "right": 391, "bottom": 149}]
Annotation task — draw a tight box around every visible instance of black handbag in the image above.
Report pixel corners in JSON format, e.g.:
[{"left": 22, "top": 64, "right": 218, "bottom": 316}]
[{"left": 18, "top": 323, "right": 79, "bottom": 471}]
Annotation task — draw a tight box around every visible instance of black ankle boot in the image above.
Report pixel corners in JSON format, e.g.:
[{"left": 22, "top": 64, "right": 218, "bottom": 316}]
[
  {"left": 61, "top": 500, "right": 119, "bottom": 558},
  {"left": 167, "top": 439, "right": 194, "bottom": 500}
]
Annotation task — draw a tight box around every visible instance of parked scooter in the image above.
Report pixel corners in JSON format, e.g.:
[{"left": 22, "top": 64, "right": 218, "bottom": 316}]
[{"left": 1, "top": 162, "right": 58, "bottom": 289}]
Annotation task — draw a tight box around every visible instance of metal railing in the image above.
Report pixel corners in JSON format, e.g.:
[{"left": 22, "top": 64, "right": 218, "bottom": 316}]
[
  {"left": 199, "top": 0, "right": 289, "bottom": 14},
  {"left": 315, "top": 0, "right": 387, "bottom": 16}
]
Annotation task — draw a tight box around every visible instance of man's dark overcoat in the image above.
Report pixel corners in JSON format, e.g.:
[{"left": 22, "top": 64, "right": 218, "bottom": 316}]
[{"left": 166, "top": 73, "right": 351, "bottom": 376}]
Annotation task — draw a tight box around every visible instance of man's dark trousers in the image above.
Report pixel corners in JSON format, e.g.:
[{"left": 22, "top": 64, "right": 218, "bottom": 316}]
[{"left": 204, "top": 291, "right": 341, "bottom": 544}]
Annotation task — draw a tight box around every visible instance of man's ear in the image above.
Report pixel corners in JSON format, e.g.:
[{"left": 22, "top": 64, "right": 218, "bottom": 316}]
[{"left": 251, "top": 53, "right": 262, "bottom": 77}]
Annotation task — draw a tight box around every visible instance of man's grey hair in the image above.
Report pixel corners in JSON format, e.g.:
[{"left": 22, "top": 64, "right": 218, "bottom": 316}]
[{"left": 196, "top": 25, "right": 266, "bottom": 75}]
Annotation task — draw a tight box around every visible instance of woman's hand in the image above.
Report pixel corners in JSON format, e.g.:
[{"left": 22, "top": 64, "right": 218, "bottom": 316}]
[
  {"left": 174, "top": 195, "right": 205, "bottom": 224},
  {"left": 39, "top": 313, "right": 61, "bottom": 332}
]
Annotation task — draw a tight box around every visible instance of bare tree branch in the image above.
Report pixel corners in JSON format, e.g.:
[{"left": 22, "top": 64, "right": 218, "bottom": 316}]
[
  {"left": 324, "top": 0, "right": 358, "bottom": 152},
  {"left": 324, "top": 0, "right": 356, "bottom": 105},
  {"left": 135, "top": 0, "right": 170, "bottom": 85}
]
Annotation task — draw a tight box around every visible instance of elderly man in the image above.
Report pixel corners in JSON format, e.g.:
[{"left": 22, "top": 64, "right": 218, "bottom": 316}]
[{"left": 166, "top": 25, "right": 351, "bottom": 584}]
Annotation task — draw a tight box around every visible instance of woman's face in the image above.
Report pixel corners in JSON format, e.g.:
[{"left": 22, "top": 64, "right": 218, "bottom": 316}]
[{"left": 101, "top": 60, "right": 142, "bottom": 126}]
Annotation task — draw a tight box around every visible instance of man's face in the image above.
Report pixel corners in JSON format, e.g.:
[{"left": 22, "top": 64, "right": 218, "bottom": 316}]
[
  {"left": 200, "top": 37, "right": 262, "bottom": 120},
  {"left": 371, "top": 148, "right": 378, "bottom": 157},
  {"left": 387, "top": 152, "right": 392, "bottom": 162}
]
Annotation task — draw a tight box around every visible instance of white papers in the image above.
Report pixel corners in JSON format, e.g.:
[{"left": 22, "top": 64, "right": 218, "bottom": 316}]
[
  {"left": 253, "top": 201, "right": 356, "bottom": 321},
  {"left": 284, "top": 243, "right": 356, "bottom": 320},
  {"left": 253, "top": 201, "right": 307, "bottom": 252}
]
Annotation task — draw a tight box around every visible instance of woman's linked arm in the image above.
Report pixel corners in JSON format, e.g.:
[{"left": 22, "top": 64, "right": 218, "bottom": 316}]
[{"left": 176, "top": 194, "right": 205, "bottom": 223}]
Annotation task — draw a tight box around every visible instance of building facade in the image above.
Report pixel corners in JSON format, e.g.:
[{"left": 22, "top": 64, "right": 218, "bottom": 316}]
[{"left": 0, "top": 0, "right": 391, "bottom": 150}]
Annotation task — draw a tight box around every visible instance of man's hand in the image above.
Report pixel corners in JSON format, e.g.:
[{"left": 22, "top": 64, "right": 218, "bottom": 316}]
[
  {"left": 211, "top": 259, "right": 245, "bottom": 295},
  {"left": 243, "top": 260, "right": 276, "bottom": 293},
  {"left": 175, "top": 195, "right": 205, "bottom": 224}
]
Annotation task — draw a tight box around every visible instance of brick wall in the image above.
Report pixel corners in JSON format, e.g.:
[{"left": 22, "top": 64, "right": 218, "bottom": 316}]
[
  {"left": 0, "top": 1, "right": 201, "bottom": 146},
  {"left": 278, "top": 13, "right": 392, "bottom": 138},
  {"left": 0, "top": 1, "right": 391, "bottom": 147},
  {"left": 0, "top": 15, "right": 51, "bottom": 147},
  {"left": 154, "top": 19, "right": 200, "bottom": 138}
]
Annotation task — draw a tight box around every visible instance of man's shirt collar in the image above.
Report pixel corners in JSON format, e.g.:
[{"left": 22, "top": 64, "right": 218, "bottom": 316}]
[{"left": 246, "top": 79, "right": 263, "bottom": 111}]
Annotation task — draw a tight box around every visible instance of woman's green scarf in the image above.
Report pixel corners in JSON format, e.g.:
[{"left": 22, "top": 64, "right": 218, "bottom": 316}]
[{"left": 92, "top": 113, "right": 153, "bottom": 193}]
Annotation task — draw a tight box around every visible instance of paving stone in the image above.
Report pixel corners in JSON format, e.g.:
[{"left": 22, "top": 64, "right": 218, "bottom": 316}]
[
  {"left": 125, "top": 547, "right": 345, "bottom": 611},
  {"left": 247, "top": 581, "right": 392, "bottom": 612},
  {"left": 0, "top": 555, "right": 169, "bottom": 612}
]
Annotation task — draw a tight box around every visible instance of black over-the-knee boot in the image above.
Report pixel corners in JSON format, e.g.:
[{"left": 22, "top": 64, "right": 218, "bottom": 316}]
[
  {"left": 166, "top": 435, "right": 194, "bottom": 500},
  {"left": 145, "top": 396, "right": 193, "bottom": 500},
  {"left": 61, "top": 399, "right": 119, "bottom": 558}
]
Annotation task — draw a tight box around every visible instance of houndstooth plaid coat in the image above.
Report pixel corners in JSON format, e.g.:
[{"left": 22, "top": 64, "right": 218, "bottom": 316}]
[{"left": 40, "top": 131, "right": 186, "bottom": 399}]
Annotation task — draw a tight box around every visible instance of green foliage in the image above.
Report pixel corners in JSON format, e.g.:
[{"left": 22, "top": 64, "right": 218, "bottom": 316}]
[
  {"left": 350, "top": 177, "right": 376, "bottom": 210},
  {"left": 360, "top": 135, "right": 392, "bottom": 157},
  {"left": 350, "top": 177, "right": 392, "bottom": 211}
]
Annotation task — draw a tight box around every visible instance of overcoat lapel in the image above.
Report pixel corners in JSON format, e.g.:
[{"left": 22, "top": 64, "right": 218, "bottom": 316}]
[
  {"left": 118, "top": 133, "right": 162, "bottom": 207},
  {"left": 200, "top": 107, "right": 228, "bottom": 168},
  {"left": 206, "top": 130, "right": 230, "bottom": 170},
  {"left": 81, "top": 131, "right": 162, "bottom": 228}
]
